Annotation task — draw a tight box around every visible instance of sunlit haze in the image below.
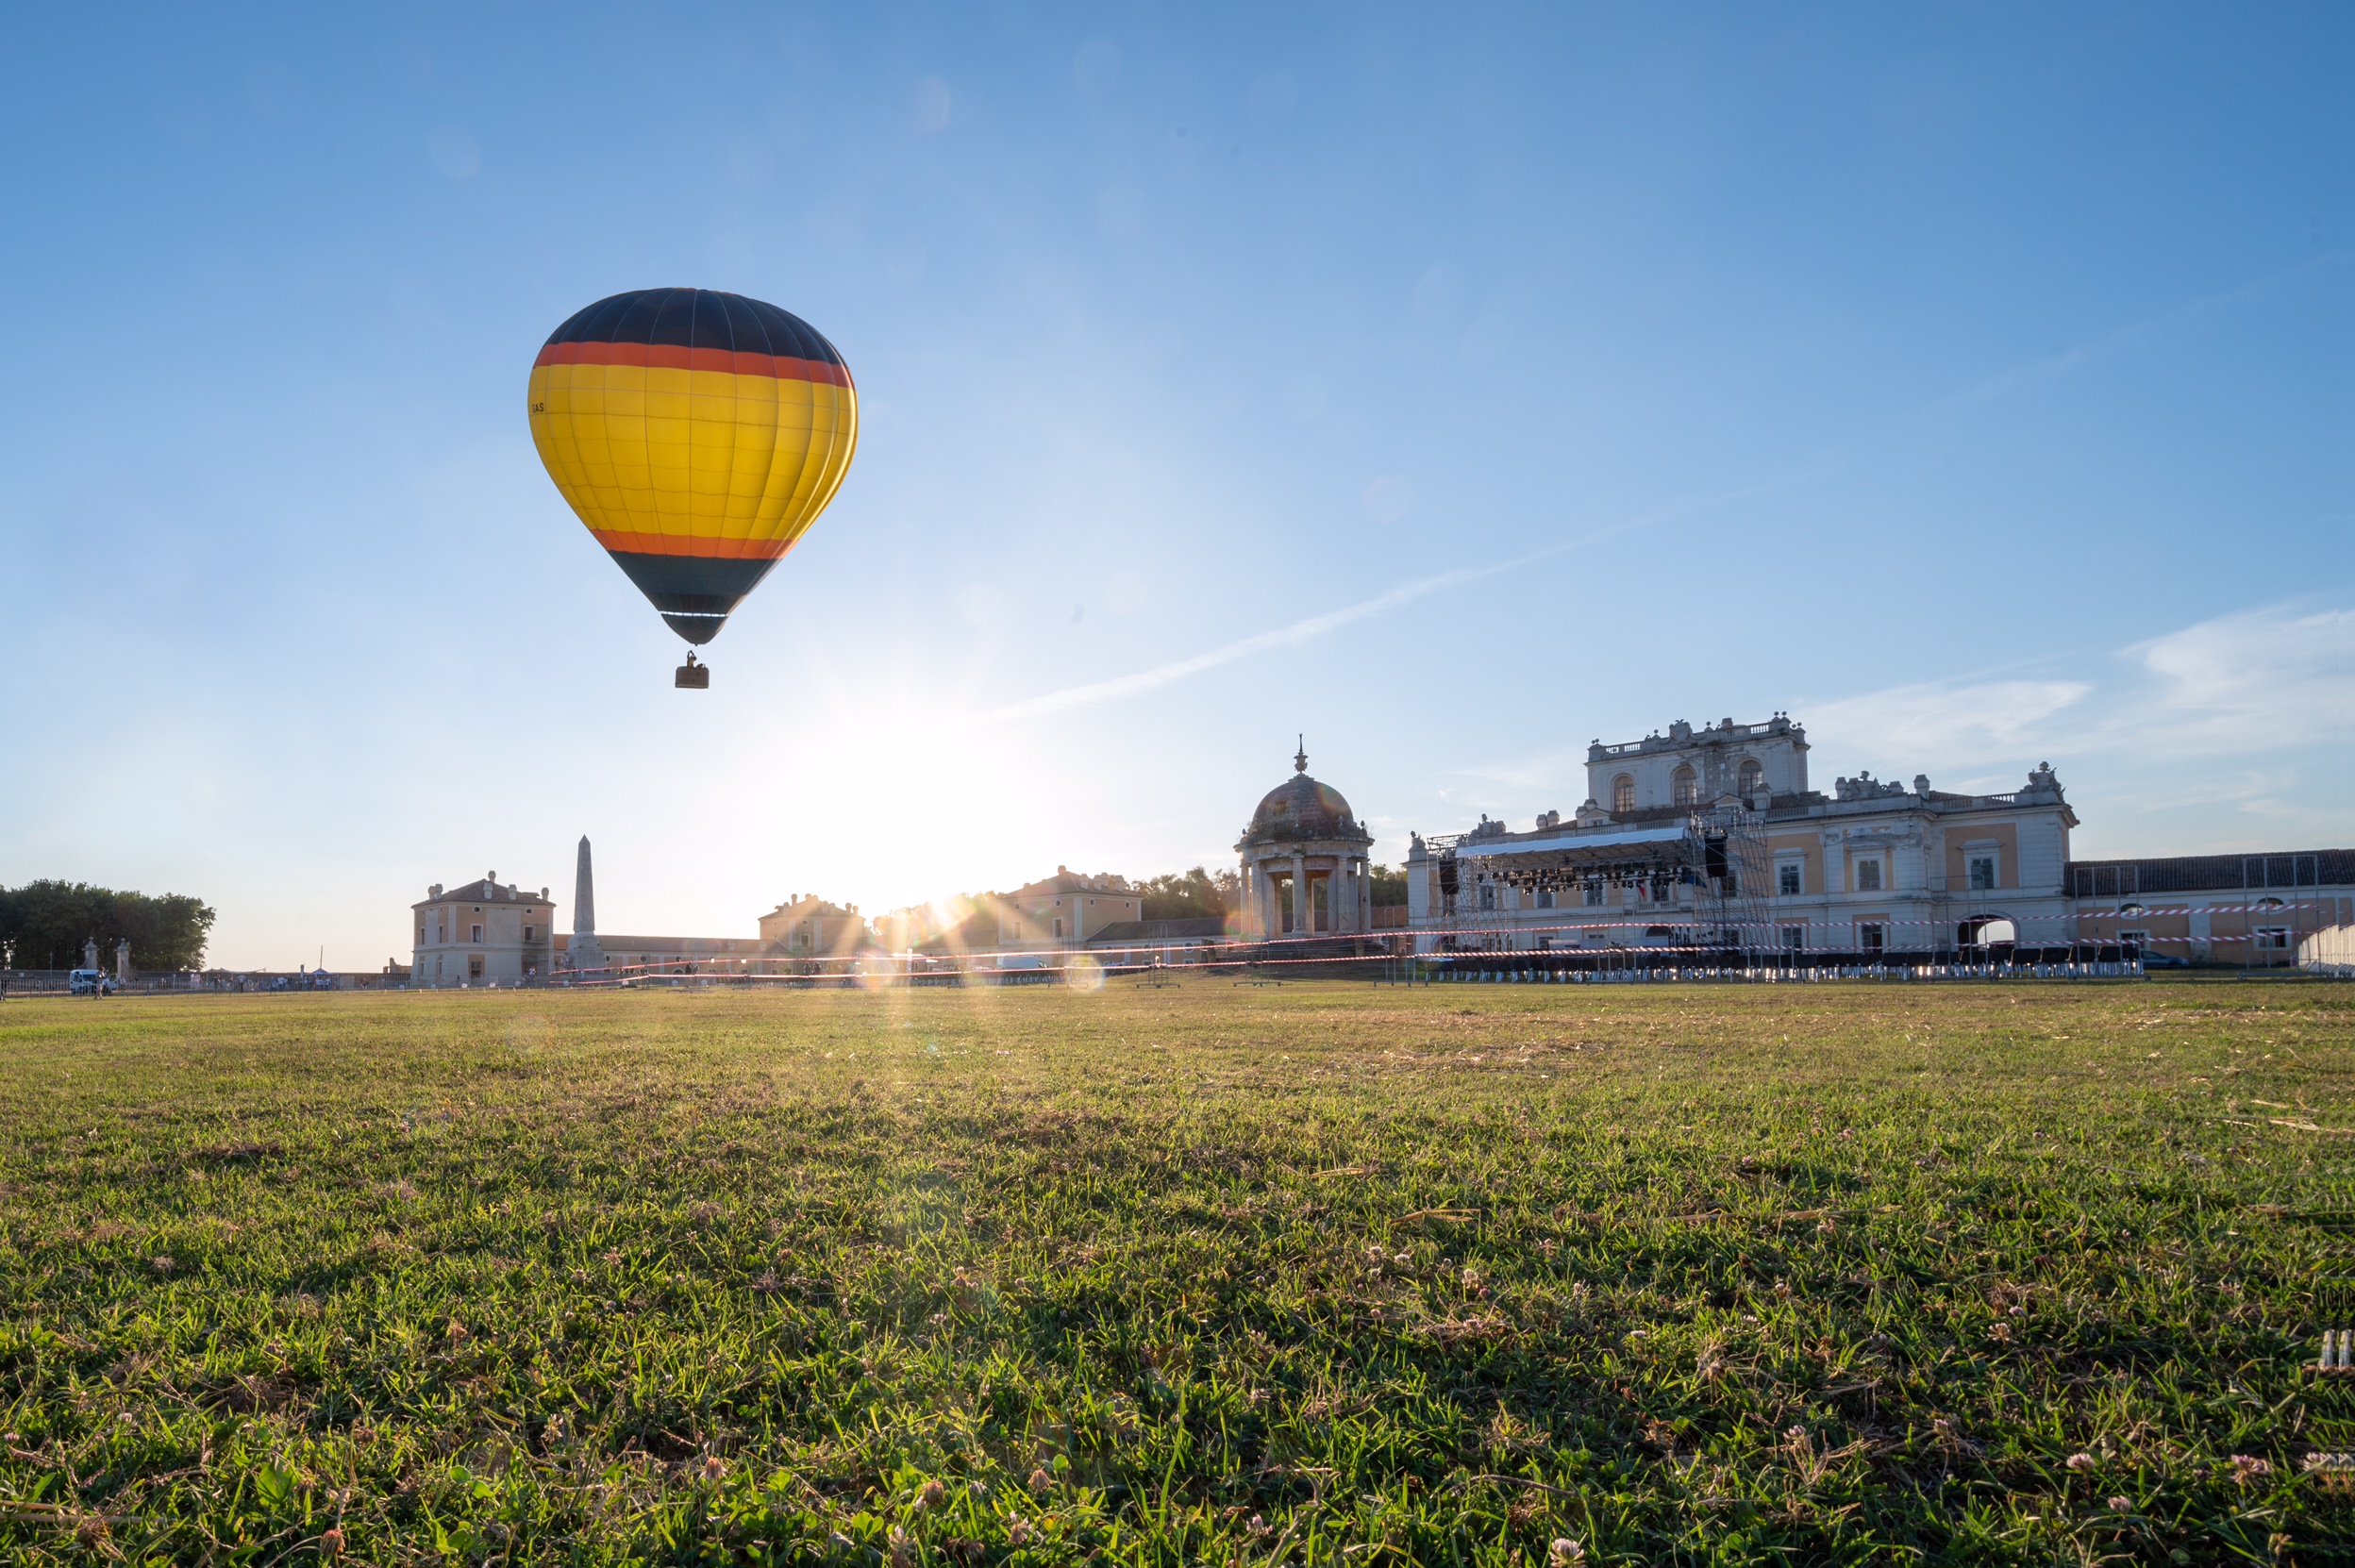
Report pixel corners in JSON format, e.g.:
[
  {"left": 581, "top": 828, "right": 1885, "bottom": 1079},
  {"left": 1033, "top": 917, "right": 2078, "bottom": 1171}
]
[{"left": 1, "top": 6, "right": 2347, "bottom": 968}]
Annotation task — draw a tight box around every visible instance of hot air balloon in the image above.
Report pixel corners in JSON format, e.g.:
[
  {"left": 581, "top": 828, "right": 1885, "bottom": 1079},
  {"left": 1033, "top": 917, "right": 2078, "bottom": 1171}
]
[{"left": 526, "top": 288, "right": 858, "bottom": 688}]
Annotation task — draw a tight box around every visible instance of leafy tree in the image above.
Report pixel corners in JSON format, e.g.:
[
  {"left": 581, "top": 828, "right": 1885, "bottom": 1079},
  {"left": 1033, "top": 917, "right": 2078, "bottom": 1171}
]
[
  {"left": 0, "top": 881, "right": 216, "bottom": 972},
  {"left": 1137, "top": 866, "right": 1237, "bottom": 921},
  {"left": 1367, "top": 864, "right": 1410, "bottom": 908}
]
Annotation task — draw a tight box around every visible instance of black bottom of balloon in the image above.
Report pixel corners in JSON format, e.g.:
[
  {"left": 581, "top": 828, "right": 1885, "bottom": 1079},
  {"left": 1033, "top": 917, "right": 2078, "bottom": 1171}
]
[
  {"left": 606, "top": 551, "right": 781, "bottom": 645},
  {"left": 675, "top": 661, "right": 710, "bottom": 690},
  {"left": 661, "top": 612, "right": 727, "bottom": 644}
]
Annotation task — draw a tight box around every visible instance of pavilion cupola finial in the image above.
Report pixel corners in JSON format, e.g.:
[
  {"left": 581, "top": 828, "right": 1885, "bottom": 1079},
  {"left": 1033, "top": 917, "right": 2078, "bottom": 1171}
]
[{"left": 1294, "top": 735, "right": 1308, "bottom": 774}]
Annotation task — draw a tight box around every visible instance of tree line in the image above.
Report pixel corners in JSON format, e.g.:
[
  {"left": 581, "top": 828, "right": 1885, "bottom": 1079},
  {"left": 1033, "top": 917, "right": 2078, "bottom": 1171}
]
[
  {"left": 1129, "top": 864, "right": 1410, "bottom": 920},
  {"left": 0, "top": 881, "right": 216, "bottom": 972},
  {"left": 902, "top": 863, "right": 1413, "bottom": 950}
]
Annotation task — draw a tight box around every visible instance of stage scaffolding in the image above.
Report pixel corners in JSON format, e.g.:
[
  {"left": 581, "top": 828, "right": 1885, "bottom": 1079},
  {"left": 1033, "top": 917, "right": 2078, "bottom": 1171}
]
[{"left": 1427, "top": 803, "right": 1779, "bottom": 966}]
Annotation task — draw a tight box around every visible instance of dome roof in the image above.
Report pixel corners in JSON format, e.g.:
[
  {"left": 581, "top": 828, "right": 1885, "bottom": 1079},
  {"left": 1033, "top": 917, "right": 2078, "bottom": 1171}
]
[{"left": 1240, "top": 742, "right": 1369, "bottom": 846}]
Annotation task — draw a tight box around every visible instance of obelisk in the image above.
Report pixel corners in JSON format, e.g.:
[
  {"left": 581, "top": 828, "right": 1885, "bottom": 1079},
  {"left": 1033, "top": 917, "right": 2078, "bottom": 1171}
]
[{"left": 570, "top": 836, "right": 606, "bottom": 974}]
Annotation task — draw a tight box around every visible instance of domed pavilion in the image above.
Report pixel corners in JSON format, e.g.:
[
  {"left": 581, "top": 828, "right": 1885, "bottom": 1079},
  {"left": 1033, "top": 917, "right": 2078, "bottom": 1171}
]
[{"left": 1236, "top": 740, "right": 1375, "bottom": 939}]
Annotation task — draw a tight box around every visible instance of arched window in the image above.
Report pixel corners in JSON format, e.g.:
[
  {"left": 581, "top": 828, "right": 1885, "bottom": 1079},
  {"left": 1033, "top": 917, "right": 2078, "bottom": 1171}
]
[
  {"left": 1612, "top": 775, "right": 1634, "bottom": 814},
  {"left": 1737, "top": 759, "right": 1763, "bottom": 796},
  {"left": 1672, "top": 765, "right": 1697, "bottom": 806}
]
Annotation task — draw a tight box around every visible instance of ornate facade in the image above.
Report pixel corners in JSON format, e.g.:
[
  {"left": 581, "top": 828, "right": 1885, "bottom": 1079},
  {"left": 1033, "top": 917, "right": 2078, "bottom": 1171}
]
[{"left": 1406, "top": 714, "right": 2082, "bottom": 956}]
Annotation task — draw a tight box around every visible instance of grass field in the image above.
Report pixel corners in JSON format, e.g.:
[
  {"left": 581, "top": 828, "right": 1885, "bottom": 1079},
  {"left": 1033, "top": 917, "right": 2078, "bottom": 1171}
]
[{"left": 0, "top": 978, "right": 2343, "bottom": 1565}]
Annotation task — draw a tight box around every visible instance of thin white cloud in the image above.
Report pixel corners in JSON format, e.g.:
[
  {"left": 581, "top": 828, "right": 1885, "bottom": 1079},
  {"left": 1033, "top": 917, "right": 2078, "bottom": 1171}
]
[
  {"left": 2122, "top": 602, "right": 2355, "bottom": 755},
  {"left": 1929, "top": 249, "right": 2353, "bottom": 420},
  {"left": 1805, "top": 679, "right": 2093, "bottom": 776},
  {"left": 1795, "top": 599, "right": 2352, "bottom": 776},
  {"left": 976, "top": 254, "right": 2350, "bottom": 737},
  {"left": 978, "top": 477, "right": 1795, "bottom": 725},
  {"left": 1747, "top": 608, "right": 2355, "bottom": 860},
  {"left": 977, "top": 564, "right": 1496, "bottom": 723},
  {"left": 1420, "top": 596, "right": 2351, "bottom": 841}
]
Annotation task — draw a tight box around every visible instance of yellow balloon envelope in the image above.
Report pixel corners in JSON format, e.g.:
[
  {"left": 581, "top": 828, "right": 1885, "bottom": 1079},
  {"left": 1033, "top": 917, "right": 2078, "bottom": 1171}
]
[{"left": 527, "top": 287, "right": 857, "bottom": 647}]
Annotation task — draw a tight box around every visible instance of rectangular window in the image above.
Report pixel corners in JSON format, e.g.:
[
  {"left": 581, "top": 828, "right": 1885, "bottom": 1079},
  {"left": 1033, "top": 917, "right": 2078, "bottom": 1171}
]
[
  {"left": 1478, "top": 884, "right": 1495, "bottom": 910},
  {"left": 467, "top": 955, "right": 484, "bottom": 978},
  {"left": 1779, "top": 863, "right": 1802, "bottom": 897},
  {"left": 2119, "top": 928, "right": 2148, "bottom": 958},
  {"left": 2256, "top": 926, "right": 2290, "bottom": 951},
  {"left": 1854, "top": 858, "right": 1883, "bottom": 892},
  {"left": 1969, "top": 855, "right": 1997, "bottom": 892},
  {"left": 1781, "top": 926, "right": 1805, "bottom": 951},
  {"left": 1860, "top": 923, "right": 1885, "bottom": 953},
  {"left": 523, "top": 926, "right": 534, "bottom": 942},
  {"left": 470, "top": 924, "right": 484, "bottom": 943},
  {"left": 1535, "top": 888, "right": 1555, "bottom": 909},
  {"left": 1584, "top": 880, "right": 1605, "bottom": 907},
  {"left": 418, "top": 926, "right": 426, "bottom": 943}
]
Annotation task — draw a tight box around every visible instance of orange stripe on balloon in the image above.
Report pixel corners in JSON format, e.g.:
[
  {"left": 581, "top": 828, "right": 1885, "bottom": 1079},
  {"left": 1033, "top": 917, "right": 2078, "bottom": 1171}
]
[
  {"left": 586, "top": 529, "right": 793, "bottom": 560},
  {"left": 533, "top": 340, "right": 853, "bottom": 386}
]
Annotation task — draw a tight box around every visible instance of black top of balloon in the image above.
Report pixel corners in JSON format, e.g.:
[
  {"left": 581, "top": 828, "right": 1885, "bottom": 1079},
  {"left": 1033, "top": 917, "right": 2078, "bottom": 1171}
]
[{"left": 544, "top": 288, "right": 846, "bottom": 367}]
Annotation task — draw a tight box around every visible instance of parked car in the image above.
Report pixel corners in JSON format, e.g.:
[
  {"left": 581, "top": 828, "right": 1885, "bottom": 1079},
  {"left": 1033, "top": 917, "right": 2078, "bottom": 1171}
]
[
  {"left": 68, "top": 968, "right": 116, "bottom": 996},
  {"left": 2141, "top": 952, "right": 2190, "bottom": 970}
]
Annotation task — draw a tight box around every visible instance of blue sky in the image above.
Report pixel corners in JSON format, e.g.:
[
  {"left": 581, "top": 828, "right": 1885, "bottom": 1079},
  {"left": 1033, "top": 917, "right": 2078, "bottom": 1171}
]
[{"left": 1, "top": 5, "right": 2347, "bottom": 968}]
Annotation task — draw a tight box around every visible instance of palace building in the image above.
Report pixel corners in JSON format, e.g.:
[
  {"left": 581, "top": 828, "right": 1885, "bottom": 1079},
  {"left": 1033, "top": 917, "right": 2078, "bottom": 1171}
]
[{"left": 1398, "top": 713, "right": 2353, "bottom": 963}]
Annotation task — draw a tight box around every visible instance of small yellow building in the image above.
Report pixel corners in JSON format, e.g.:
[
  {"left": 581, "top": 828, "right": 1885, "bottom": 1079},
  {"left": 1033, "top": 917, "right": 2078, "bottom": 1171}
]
[
  {"left": 756, "top": 894, "right": 869, "bottom": 960},
  {"left": 997, "top": 868, "right": 1141, "bottom": 948}
]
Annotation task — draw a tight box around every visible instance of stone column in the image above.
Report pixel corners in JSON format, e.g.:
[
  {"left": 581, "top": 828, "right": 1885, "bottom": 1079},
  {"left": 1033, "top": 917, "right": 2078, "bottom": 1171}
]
[
  {"left": 1293, "top": 853, "right": 1310, "bottom": 934},
  {"left": 574, "top": 837, "right": 596, "bottom": 934},
  {"left": 570, "top": 835, "right": 607, "bottom": 973}
]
